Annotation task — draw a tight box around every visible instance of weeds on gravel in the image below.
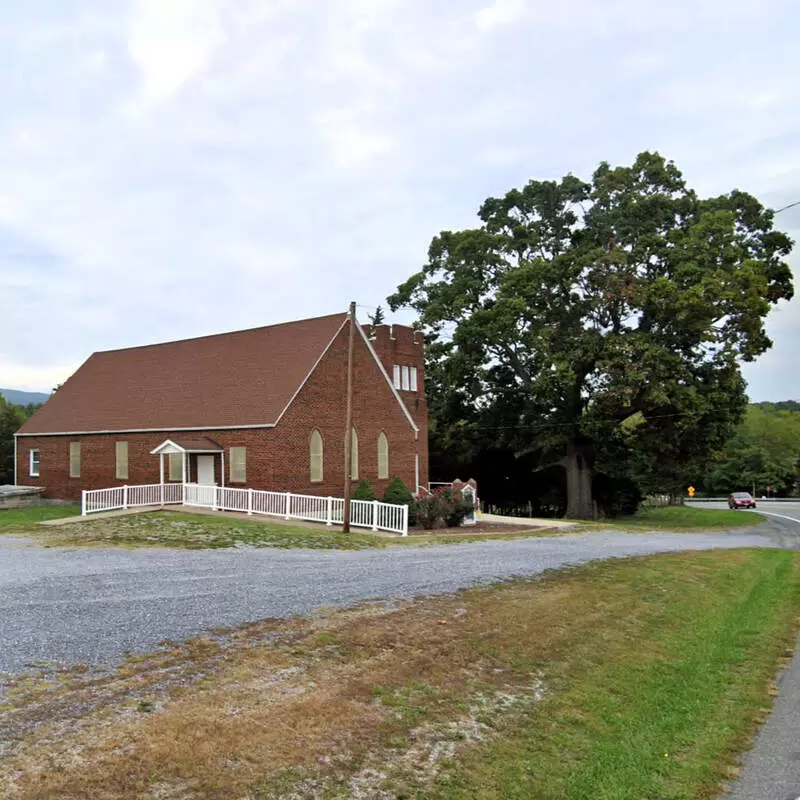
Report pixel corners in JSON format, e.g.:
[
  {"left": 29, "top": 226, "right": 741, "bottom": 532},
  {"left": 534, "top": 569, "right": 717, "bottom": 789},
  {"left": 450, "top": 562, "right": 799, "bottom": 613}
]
[
  {"left": 18, "top": 510, "right": 555, "bottom": 550},
  {"left": 2, "top": 550, "right": 797, "bottom": 800}
]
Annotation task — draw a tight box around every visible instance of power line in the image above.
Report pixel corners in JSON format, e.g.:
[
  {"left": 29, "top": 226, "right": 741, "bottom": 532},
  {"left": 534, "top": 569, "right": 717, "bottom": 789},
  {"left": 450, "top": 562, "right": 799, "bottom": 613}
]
[{"left": 775, "top": 200, "right": 800, "bottom": 214}]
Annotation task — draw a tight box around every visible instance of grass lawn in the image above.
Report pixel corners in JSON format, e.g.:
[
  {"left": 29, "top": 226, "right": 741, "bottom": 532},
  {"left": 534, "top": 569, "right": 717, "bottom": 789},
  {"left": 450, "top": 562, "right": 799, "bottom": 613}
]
[
  {"left": 0, "top": 505, "right": 81, "bottom": 528},
  {"left": 6, "top": 508, "right": 555, "bottom": 550},
  {"left": 2, "top": 549, "right": 798, "bottom": 799},
  {"left": 607, "top": 504, "right": 766, "bottom": 531}
]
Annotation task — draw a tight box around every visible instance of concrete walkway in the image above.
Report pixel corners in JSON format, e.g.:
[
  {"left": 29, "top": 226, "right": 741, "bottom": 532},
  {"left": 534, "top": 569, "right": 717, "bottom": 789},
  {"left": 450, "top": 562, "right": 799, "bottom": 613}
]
[{"left": 39, "top": 505, "right": 352, "bottom": 532}]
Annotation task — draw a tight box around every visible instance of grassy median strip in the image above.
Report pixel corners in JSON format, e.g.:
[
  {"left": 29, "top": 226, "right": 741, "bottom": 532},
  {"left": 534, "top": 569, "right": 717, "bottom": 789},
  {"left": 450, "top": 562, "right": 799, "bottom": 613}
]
[
  {"left": 608, "top": 505, "right": 766, "bottom": 531},
  {"left": 1, "top": 549, "right": 797, "bottom": 800}
]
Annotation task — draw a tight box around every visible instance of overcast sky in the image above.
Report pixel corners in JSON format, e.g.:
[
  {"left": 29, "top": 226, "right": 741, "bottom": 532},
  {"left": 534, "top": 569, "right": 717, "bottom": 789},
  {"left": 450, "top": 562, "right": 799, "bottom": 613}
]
[{"left": 1, "top": 0, "right": 798, "bottom": 401}]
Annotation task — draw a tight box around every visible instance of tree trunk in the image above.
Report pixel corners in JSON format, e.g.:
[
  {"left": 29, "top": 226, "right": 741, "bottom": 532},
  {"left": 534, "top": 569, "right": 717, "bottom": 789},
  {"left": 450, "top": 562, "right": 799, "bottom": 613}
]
[{"left": 564, "top": 439, "right": 595, "bottom": 519}]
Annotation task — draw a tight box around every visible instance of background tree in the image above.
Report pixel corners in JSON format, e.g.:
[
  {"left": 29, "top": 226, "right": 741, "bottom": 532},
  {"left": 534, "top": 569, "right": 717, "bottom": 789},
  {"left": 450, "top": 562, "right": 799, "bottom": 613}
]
[
  {"left": 703, "top": 404, "right": 800, "bottom": 496},
  {"left": 0, "top": 397, "right": 23, "bottom": 484},
  {"left": 0, "top": 398, "right": 42, "bottom": 485},
  {"left": 390, "top": 152, "right": 793, "bottom": 518}
]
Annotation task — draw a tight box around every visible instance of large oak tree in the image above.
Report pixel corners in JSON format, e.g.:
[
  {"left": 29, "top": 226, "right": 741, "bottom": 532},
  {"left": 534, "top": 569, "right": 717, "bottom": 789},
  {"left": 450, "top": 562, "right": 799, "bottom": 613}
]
[{"left": 389, "top": 152, "right": 794, "bottom": 518}]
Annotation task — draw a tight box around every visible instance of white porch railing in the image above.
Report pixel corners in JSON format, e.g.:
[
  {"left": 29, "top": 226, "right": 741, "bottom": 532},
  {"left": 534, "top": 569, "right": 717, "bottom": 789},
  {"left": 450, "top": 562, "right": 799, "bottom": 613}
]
[
  {"left": 81, "top": 483, "right": 409, "bottom": 535},
  {"left": 81, "top": 483, "right": 184, "bottom": 515}
]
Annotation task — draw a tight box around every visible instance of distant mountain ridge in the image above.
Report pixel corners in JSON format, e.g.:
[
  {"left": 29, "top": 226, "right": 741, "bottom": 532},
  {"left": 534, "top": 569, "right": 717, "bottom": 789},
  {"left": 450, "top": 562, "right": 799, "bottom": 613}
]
[{"left": 0, "top": 388, "right": 50, "bottom": 406}]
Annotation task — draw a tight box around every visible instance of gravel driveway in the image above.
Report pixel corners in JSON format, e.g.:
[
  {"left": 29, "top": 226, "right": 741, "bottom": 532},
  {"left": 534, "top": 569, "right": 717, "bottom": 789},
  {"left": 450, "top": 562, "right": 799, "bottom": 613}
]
[{"left": 1, "top": 519, "right": 793, "bottom": 676}]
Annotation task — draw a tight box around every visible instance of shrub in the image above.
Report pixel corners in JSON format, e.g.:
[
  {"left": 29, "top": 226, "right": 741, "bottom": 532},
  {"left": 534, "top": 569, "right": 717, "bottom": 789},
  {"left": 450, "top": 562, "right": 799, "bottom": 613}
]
[
  {"left": 352, "top": 478, "right": 378, "bottom": 501},
  {"left": 413, "top": 492, "right": 444, "bottom": 530},
  {"left": 441, "top": 490, "right": 475, "bottom": 527},
  {"left": 383, "top": 477, "right": 416, "bottom": 525},
  {"left": 412, "top": 487, "right": 475, "bottom": 529}
]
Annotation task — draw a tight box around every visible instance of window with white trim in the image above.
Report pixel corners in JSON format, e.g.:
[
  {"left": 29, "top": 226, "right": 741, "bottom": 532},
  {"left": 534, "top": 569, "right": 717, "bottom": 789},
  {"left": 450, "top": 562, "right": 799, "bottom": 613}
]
[
  {"left": 69, "top": 442, "right": 81, "bottom": 478},
  {"left": 29, "top": 449, "right": 40, "bottom": 477},
  {"left": 377, "top": 432, "right": 389, "bottom": 480},
  {"left": 350, "top": 427, "right": 359, "bottom": 481},
  {"left": 393, "top": 364, "right": 419, "bottom": 392},
  {"left": 230, "top": 447, "right": 247, "bottom": 483},
  {"left": 115, "top": 441, "right": 129, "bottom": 480},
  {"left": 310, "top": 430, "right": 323, "bottom": 482},
  {"left": 168, "top": 452, "right": 183, "bottom": 481}
]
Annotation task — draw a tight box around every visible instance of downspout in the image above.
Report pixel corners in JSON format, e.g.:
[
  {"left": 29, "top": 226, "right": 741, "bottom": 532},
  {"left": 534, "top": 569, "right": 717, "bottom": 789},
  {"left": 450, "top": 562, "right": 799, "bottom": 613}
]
[{"left": 13, "top": 434, "right": 17, "bottom": 485}]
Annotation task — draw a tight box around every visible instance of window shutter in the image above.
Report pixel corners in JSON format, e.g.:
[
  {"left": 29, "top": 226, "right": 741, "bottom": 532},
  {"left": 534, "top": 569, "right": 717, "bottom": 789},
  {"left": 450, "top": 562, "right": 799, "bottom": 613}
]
[
  {"left": 230, "top": 447, "right": 247, "bottom": 482},
  {"left": 350, "top": 427, "right": 359, "bottom": 480},
  {"left": 168, "top": 453, "right": 183, "bottom": 481},
  {"left": 310, "top": 430, "right": 323, "bottom": 482},
  {"left": 115, "top": 441, "right": 129, "bottom": 480},
  {"left": 69, "top": 442, "right": 81, "bottom": 478},
  {"left": 377, "top": 432, "right": 389, "bottom": 480}
]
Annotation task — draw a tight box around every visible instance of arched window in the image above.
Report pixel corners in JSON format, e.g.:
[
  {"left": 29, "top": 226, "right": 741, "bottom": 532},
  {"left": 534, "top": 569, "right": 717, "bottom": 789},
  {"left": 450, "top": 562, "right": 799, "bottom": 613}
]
[
  {"left": 310, "top": 429, "right": 324, "bottom": 482},
  {"left": 377, "top": 431, "right": 389, "bottom": 480},
  {"left": 350, "top": 427, "right": 359, "bottom": 481}
]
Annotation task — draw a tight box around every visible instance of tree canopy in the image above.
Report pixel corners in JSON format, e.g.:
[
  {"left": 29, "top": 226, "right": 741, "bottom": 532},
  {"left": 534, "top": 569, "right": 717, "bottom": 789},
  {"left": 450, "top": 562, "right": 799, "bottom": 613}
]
[
  {"left": 704, "top": 404, "right": 800, "bottom": 497},
  {"left": 389, "top": 152, "right": 794, "bottom": 517}
]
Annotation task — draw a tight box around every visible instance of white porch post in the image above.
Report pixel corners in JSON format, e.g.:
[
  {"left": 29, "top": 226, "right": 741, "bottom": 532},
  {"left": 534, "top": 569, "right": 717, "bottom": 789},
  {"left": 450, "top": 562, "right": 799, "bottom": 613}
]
[
  {"left": 221, "top": 451, "right": 226, "bottom": 487},
  {"left": 159, "top": 454, "right": 164, "bottom": 484},
  {"left": 183, "top": 452, "right": 188, "bottom": 484}
]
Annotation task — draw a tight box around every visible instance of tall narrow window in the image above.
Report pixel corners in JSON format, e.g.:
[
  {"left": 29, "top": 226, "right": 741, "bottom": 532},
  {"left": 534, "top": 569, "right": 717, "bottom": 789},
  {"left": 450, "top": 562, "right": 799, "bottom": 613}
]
[
  {"left": 115, "top": 441, "right": 129, "bottom": 480},
  {"left": 69, "top": 442, "right": 81, "bottom": 478},
  {"left": 401, "top": 366, "right": 410, "bottom": 391},
  {"left": 230, "top": 447, "right": 247, "bottom": 483},
  {"left": 409, "top": 367, "right": 418, "bottom": 392},
  {"left": 393, "top": 365, "right": 401, "bottom": 389},
  {"left": 350, "top": 427, "right": 359, "bottom": 481},
  {"left": 29, "top": 449, "right": 40, "bottom": 477},
  {"left": 310, "top": 430, "right": 323, "bottom": 483},
  {"left": 377, "top": 432, "right": 389, "bottom": 480},
  {"left": 168, "top": 452, "right": 183, "bottom": 481}
]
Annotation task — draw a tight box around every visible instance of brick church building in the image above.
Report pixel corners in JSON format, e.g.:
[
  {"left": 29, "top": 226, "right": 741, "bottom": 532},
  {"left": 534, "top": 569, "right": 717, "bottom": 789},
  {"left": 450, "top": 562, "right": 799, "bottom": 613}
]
[{"left": 15, "top": 312, "right": 428, "bottom": 501}]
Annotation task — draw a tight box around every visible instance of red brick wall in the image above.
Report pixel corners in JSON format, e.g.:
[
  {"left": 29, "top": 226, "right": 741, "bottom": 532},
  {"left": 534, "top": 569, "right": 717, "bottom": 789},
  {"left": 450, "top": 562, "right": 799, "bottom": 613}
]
[
  {"left": 366, "top": 324, "right": 428, "bottom": 487},
  {"left": 16, "top": 321, "right": 428, "bottom": 501}
]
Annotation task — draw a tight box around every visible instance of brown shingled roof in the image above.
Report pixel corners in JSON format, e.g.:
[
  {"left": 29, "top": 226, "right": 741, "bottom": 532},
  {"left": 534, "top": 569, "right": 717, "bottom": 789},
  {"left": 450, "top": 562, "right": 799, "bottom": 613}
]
[{"left": 18, "top": 313, "right": 348, "bottom": 435}]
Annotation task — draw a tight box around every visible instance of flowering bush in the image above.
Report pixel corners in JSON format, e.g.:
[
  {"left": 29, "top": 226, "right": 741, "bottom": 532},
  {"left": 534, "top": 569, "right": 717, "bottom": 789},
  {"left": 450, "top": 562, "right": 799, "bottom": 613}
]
[
  {"left": 413, "top": 487, "right": 475, "bottom": 529},
  {"left": 413, "top": 492, "right": 444, "bottom": 529}
]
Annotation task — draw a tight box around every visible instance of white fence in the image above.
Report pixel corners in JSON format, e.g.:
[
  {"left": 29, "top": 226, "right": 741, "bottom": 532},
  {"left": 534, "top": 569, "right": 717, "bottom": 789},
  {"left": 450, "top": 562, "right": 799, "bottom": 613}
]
[
  {"left": 82, "top": 483, "right": 184, "bottom": 515},
  {"left": 81, "top": 483, "right": 408, "bottom": 535}
]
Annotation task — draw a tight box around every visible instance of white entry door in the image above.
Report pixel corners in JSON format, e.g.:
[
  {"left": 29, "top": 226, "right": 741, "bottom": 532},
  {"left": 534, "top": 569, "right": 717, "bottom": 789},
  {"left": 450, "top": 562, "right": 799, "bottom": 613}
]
[{"left": 197, "top": 455, "right": 216, "bottom": 486}]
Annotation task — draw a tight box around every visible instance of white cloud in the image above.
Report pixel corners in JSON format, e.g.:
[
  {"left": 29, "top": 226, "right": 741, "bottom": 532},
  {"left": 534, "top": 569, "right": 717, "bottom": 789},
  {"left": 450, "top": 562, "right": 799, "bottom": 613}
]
[
  {"left": 127, "top": 0, "right": 227, "bottom": 107},
  {"left": 0, "top": 0, "right": 798, "bottom": 401},
  {"left": 474, "top": 0, "right": 525, "bottom": 31}
]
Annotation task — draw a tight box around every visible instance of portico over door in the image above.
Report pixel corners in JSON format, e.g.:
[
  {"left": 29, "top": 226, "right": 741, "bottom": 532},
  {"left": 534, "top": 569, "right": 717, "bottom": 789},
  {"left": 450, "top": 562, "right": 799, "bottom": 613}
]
[{"left": 150, "top": 437, "right": 224, "bottom": 485}]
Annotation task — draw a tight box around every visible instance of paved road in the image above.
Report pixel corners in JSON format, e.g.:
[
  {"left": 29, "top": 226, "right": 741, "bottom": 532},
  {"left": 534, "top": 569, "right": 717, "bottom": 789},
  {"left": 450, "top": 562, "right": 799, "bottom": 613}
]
[{"left": 0, "top": 523, "right": 790, "bottom": 676}]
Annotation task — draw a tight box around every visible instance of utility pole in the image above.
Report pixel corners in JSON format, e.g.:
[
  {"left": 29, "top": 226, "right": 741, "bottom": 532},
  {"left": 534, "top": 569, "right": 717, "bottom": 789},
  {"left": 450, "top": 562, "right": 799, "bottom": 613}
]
[{"left": 342, "top": 301, "right": 356, "bottom": 532}]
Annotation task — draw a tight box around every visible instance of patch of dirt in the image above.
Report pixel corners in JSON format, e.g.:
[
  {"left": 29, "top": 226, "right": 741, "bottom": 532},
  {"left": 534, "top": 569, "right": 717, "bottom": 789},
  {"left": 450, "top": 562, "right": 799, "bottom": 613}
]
[{"left": 409, "top": 521, "right": 549, "bottom": 536}]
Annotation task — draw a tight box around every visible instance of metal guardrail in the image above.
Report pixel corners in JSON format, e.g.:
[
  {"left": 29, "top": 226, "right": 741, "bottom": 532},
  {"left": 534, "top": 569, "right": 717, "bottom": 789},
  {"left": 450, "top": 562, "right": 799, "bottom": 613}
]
[{"left": 687, "top": 497, "right": 799, "bottom": 503}]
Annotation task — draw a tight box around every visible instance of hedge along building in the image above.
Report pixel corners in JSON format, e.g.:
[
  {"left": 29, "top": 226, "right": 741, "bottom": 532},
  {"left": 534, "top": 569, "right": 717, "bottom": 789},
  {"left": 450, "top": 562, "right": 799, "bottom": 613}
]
[{"left": 15, "top": 312, "right": 428, "bottom": 502}]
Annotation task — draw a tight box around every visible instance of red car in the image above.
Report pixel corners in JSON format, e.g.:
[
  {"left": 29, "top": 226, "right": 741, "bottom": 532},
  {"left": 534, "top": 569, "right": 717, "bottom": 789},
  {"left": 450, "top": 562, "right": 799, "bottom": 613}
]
[{"left": 728, "top": 492, "right": 757, "bottom": 509}]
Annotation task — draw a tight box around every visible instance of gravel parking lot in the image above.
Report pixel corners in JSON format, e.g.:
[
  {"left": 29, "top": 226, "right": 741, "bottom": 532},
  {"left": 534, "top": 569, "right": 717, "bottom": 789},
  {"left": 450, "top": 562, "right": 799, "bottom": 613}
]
[{"left": 1, "top": 522, "right": 788, "bottom": 676}]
